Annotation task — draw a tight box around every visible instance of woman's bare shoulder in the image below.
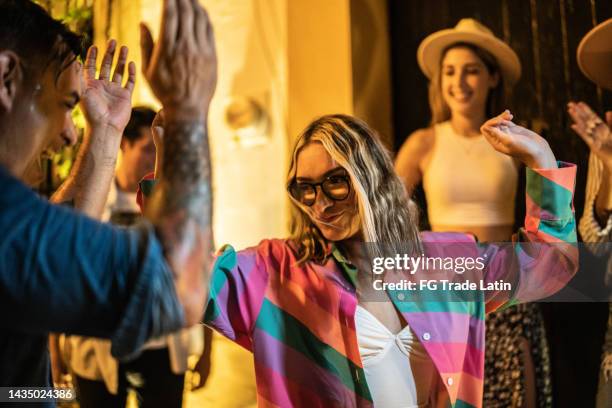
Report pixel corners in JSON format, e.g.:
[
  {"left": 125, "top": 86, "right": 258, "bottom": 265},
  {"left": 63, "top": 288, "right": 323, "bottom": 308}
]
[
  {"left": 397, "top": 127, "right": 435, "bottom": 159},
  {"left": 408, "top": 127, "right": 435, "bottom": 147}
]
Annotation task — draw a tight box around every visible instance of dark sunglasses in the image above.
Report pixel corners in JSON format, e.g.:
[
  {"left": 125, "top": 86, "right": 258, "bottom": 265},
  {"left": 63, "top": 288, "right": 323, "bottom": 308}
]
[{"left": 288, "top": 172, "right": 351, "bottom": 206}]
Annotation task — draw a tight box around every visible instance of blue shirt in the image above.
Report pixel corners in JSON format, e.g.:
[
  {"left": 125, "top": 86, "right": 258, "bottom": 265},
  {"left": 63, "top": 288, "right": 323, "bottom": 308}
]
[{"left": 0, "top": 165, "right": 184, "bottom": 399}]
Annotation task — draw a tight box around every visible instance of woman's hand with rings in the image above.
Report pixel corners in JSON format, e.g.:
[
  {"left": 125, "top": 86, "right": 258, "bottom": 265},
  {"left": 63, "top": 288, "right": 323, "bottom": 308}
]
[{"left": 568, "top": 101, "right": 612, "bottom": 170}]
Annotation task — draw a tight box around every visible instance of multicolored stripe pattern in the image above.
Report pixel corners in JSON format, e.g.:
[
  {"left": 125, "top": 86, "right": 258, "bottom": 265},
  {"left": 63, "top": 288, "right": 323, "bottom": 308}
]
[{"left": 140, "top": 163, "right": 578, "bottom": 407}]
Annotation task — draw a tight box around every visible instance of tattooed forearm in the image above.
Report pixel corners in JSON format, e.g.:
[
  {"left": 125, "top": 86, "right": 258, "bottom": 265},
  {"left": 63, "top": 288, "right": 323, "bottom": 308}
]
[
  {"left": 140, "top": 0, "right": 218, "bottom": 326},
  {"left": 145, "top": 119, "right": 214, "bottom": 324},
  {"left": 146, "top": 120, "right": 212, "bottom": 230}
]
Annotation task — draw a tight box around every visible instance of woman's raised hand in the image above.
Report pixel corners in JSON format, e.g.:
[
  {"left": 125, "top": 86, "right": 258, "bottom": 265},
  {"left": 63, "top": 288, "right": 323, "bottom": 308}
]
[{"left": 481, "top": 110, "right": 557, "bottom": 169}]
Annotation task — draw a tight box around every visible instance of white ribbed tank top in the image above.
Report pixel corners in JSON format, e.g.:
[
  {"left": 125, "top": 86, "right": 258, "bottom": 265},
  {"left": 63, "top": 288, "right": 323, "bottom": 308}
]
[{"left": 422, "top": 121, "right": 518, "bottom": 226}]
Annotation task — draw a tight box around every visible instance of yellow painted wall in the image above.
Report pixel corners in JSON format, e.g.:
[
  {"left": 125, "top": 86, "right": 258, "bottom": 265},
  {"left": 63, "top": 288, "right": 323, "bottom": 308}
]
[{"left": 287, "top": 0, "right": 354, "bottom": 142}]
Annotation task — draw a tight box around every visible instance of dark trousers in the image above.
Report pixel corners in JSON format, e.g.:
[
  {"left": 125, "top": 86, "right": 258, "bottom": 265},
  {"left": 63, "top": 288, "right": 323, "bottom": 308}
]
[{"left": 75, "top": 348, "right": 185, "bottom": 408}]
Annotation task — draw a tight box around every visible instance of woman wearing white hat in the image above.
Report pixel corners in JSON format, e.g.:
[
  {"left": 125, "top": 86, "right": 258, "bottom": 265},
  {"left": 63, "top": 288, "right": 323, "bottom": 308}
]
[
  {"left": 395, "top": 19, "right": 551, "bottom": 407},
  {"left": 567, "top": 18, "right": 612, "bottom": 408}
]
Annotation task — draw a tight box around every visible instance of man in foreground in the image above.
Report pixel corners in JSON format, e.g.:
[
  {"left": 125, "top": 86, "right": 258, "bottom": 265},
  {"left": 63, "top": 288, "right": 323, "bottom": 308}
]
[{"left": 0, "top": 0, "right": 217, "bottom": 398}]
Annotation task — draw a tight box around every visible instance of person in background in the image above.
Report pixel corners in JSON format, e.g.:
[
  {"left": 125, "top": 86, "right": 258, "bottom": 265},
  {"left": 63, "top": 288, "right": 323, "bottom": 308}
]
[
  {"left": 103, "top": 106, "right": 156, "bottom": 225},
  {"left": 51, "top": 109, "right": 211, "bottom": 408},
  {"left": 0, "top": 0, "right": 217, "bottom": 403},
  {"left": 567, "top": 18, "right": 612, "bottom": 408},
  {"left": 395, "top": 19, "right": 551, "bottom": 407}
]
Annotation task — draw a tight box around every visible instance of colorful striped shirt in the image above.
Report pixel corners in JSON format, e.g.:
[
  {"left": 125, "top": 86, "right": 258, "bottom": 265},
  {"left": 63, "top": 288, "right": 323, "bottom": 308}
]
[{"left": 140, "top": 163, "right": 578, "bottom": 407}]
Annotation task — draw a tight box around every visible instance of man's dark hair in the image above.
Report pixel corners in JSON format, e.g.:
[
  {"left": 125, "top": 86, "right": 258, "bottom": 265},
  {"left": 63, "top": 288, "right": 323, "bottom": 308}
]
[
  {"left": 0, "top": 0, "right": 83, "bottom": 81},
  {"left": 123, "top": 107, "right": 156, "bottom": 144}
]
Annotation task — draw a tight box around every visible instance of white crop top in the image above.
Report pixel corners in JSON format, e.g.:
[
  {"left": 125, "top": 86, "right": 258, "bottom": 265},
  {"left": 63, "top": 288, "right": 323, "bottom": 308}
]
[
  {"left": 422, "top": 121, "right": 518, "bottom": 227},
  {"left": 355, "top": 305, "right": 437, "bottom": 407}
]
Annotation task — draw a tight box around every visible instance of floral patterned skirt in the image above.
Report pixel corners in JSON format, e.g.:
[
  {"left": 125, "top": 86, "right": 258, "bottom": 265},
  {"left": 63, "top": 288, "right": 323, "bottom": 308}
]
[{"left": 483, "top": 303, "right": 552, "bottom": 407}]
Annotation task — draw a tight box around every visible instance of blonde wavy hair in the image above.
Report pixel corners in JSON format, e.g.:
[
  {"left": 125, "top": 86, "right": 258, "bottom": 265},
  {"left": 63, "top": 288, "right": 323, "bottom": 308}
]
[{"left": 287, "top": 114, "right": 422, "bottom": 264}]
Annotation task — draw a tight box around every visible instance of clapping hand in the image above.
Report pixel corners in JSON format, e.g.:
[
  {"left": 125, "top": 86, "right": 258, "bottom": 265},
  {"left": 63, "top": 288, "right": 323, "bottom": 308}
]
[
  {"left": 481, "top": 110, "right": 557, "bottom": 169},
  {"left": 568, "top": 101, "right": 612, "bottom": 170},
  {"left": 81, "top": 40, "right": 136, "bottom": 132}
]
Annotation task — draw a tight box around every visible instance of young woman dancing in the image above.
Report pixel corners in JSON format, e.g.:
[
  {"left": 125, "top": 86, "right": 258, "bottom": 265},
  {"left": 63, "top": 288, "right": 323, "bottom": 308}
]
[{"left": 139, "top": 107, "right": 577, "bottom": 407}]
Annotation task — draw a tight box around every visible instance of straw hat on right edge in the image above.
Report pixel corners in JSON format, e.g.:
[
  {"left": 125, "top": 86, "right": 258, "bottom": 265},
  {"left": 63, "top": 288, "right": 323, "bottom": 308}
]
[
  {"left": 577, "top": 18, "right": 612, "bottom": 91},
  {"left": 417, "top": 18, "right": 522, "bottom": 86}
]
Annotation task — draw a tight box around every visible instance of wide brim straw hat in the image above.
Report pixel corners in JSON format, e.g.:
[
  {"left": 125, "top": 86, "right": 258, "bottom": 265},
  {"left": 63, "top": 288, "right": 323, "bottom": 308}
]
[
  {"left": 577, "top": 18, "right": 612, "bottom": 91},
  {"left": 417, "top": 18, "right": 522, "bottom": 86}
]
